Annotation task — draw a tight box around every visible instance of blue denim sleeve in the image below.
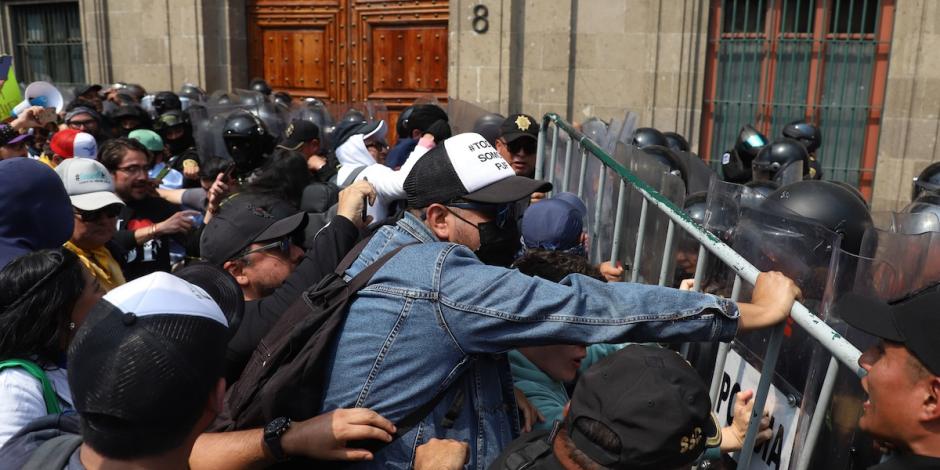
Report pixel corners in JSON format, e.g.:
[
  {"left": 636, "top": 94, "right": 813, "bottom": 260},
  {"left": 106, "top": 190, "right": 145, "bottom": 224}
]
[{"left": 435, "top": 245, "right": 739, "bottom": 354}]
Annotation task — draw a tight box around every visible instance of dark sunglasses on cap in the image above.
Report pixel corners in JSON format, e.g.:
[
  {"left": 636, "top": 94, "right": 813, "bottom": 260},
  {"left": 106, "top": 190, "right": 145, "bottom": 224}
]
[
  {"left": 233, "top": 235, "right": 295, "bottom": 260},
  {"left": 504, "top": 138, "right": 537, "bottom": 156},
  {"left": 75, "top": 204, "right": 123, "bottom": 222}
]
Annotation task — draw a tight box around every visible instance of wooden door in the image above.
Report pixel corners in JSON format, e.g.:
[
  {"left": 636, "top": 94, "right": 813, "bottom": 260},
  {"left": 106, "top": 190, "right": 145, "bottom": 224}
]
[{"left": 247, "top": 0, "right": 448, "bottom": 143}]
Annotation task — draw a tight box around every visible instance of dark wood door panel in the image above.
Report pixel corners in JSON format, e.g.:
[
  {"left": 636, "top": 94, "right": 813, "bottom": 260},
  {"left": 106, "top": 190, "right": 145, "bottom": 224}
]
[
  {"left": 247, "top": 1, "right": 344, "bottom": 101},
  {"left": 247, "top": 0, "right": 448, "bottom": 142}
]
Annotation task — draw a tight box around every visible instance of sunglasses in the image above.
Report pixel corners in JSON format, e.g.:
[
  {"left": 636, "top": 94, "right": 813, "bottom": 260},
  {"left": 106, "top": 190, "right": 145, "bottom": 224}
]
[
  {"left": 447, "top": 202, "right": 516, "bottom": 228},
  {"left": 75, "top": 204, "right": 122, "bottom": 222},
  {"left": 366, "top": 141, "right": 388, "bottom": 152},
  {"left": 504, "top": 139, "right": 537, "bottom": 156},
  {"left": 235, "top": 236, "right": 293, "bottom": 260}
]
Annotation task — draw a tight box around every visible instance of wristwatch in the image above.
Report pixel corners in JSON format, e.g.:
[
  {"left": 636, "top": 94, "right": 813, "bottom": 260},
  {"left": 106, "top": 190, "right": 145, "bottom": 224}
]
[{"left": 263, "top": 416, "right": 292, "bottom": 462}]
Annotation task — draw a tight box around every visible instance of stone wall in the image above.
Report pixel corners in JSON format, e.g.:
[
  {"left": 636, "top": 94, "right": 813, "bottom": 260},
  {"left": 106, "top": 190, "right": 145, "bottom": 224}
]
[
  {"left": 0, "top": 0, "right": 247, "bottom": 93},
  {"left": 871, "top": 0, "right": 940, "bottom": 211},
  {"left": 448, "top": 0, "right": 709, "bottom": 151}
]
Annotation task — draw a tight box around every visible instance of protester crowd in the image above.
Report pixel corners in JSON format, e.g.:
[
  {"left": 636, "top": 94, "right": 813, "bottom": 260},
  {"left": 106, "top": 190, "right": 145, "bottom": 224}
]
[{"left": 0, "top": 78, "right": 936, "bottom": 470}]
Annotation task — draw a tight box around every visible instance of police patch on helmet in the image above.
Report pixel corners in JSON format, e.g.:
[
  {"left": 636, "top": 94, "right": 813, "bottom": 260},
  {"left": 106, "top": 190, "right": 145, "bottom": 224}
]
[
  {"left": 515, "top": 115, "right": 531, "bottom": 131},
  {"left": 285, "top": 123, "right": 295, "bottom": 138},
  {"left": 722, "top": 152, "right": 731, "bottom": 165}
]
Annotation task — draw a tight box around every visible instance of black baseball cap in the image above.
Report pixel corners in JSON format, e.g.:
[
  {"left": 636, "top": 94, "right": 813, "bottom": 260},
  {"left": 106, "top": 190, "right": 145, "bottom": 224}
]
[
  {"left": 73, "top": 84, "right": 102, "bottom": 97},
  {"left": 499, "top": 113, "right": 539, "bottom": 143},
  {"left": 68, "top": 273, "right": 229, "bottom": 439},
  {"left": 174, "top": 262, "right": 245, "bottom": 334},
  {"left": 403, "top": 104, "right": 449, "bottom": 135},
  {"left": 199, "top": 194, "right": 308, "bottom": 265},
  {"left": 278, "top": 119, "right": 320, "bottom": 151},
  {"left": 835, "top": 283, "right": 940, "bottom": 375},
  {"left": 403, "top": 132, "right": 551, "bottom": 208},
  {"left": 567, "top": 344, "right": 721, "bottom": 469}
]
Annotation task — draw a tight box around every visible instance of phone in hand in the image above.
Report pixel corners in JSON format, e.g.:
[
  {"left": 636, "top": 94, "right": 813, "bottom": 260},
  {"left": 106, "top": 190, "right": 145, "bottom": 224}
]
[
  {"left": 361, "top": 176, "right": 370, "bottom": 223},
  {"left": 154, "top": 155, "right": 182, "bottom": 182},
  {"left": 36, "top": 108, "right": 57, "bottom": 125}
]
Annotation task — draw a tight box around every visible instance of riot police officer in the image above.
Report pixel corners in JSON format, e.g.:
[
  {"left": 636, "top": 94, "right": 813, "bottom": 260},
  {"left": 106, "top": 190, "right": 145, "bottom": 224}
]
[
  {"left": 782, "top": 120, "right": 823, "bottom": 179},
  {"left": 751, "top": 138, "right": 810, "bottom": 184},
  {"left": 222, "top": 110, "right": 276, "bottom": 181},
  {"left": 720, "top": 124, "right": 768, "bottom": 184}
]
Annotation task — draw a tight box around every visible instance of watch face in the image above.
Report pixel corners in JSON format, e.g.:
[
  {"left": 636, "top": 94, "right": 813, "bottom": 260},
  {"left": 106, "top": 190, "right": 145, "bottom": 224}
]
[{"left": 265, "top": 416, "right": 289, "bottom": 436}]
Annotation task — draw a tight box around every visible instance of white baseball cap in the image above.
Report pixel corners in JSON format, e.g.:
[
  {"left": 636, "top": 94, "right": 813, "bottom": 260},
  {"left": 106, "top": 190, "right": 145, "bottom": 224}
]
[{"left": 55, "top": 158, "right": 125, "bottom": 211}]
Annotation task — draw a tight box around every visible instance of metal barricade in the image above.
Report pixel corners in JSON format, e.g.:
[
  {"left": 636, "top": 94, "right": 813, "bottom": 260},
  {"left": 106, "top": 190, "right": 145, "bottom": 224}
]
[{"left": 535, "top": 112, "right": 865, "bottom": 469}]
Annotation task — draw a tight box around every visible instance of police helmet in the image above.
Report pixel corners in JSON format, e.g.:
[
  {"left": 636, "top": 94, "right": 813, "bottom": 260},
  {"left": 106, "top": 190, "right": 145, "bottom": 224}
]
[
  {"left": 641, "top": 145, "right": 689, "bottom": 192},
  {"left": 912, "top": 162, "right": 940, "bottom": 200},
  {"left": 663, "top": 131, "right": 690, "bottom": 153},
  {"left": 152, "top": 91, "right": 182, "bottom": 115},
  {"left": 683, "top": 191, "right": 708, "bottom": 226},
  {"left": 396, "top": 105, "right": 415, "bottom": 138},
  {"left": 154, "top": 110, "right": 189, "bottom": 133},
  {"left": 734, "top": 124, "right": 768, "bottom": 163},
  {"left": 249, "top": 78, "right": 273, "bottom": 96},
  {"left": 904, "top": 192, "right": 940, "bottom": 232},
  {"left": 752, "top": 138, "right": 809, "bottom": 182},
  {"left": 631, "top": 127, "right": 668, "bottom": 149},
  {"left": 222, "top": 110, "right": 275, "bottom": 176},
  {"left": 473, "top": 113, "right": 506, "bottom": 147},
  {"left": 782, "top": 120, "right": 821, "bottom": 154},
  {"left": 178, "top": 83, "right": 206, "bottom": 102},
  {"left": 273, "top": 91, "right": 292, "bottom": 110},
  {"left": 766, "top": 180, "right": 873, "bottom": 255}
]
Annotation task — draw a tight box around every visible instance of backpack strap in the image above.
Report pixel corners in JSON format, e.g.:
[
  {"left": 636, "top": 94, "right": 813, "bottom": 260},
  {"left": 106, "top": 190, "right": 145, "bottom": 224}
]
[
  {"left": 0, "top": 359, "right": 62, "bottom": 414},
  {"left": 21, "top": 434, "right": 83, "bottom": 470},
  {"left": 341, "top": 165, "right": 368, "bottom": 188}
]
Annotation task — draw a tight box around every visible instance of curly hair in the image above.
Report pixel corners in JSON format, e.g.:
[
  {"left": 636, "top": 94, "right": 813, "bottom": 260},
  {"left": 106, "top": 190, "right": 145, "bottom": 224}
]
[
  {"left": 512, "top": 249, "right": 606, "bottom": 283},
  {"left": 0, "top": 249, "right": 86, "bottom": 366},
  {"left": 244, "top": 148, "right": 312, "bottom": 207}
]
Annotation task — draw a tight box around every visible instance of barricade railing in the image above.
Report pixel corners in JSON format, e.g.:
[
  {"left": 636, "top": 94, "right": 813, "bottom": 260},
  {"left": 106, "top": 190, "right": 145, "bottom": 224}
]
[{"left": 535, "top": 112, "right": 864, "bottom": 469}]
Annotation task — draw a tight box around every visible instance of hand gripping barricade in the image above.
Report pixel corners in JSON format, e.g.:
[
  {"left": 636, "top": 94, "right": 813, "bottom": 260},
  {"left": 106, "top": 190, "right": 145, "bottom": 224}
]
[{"left": 535, "top": 112, "right": 876, "bottom": 470}]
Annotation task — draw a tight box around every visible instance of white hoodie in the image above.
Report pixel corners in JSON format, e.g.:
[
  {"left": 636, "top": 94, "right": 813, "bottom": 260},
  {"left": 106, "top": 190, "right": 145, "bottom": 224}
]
[{"left": 335, "top": 134, "right": 430, "bottom": 224}]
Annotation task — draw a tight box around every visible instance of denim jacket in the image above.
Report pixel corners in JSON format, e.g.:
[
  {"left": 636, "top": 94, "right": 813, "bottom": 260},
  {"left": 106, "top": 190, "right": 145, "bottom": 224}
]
[{"left": 320, "top": 213, "right": 739, "bottom": 469}]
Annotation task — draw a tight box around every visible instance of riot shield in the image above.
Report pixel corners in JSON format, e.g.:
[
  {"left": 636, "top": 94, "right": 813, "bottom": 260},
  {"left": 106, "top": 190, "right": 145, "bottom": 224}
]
[
  {"left": 290, "top": 98, "right": 335, "bottom": 149},
  {"left": 446, "top": 99, "right": 494, "bottom": 135},
  {"left": 413, "top": 94, "right": 441, "bottom": 106},
  {"left": 870, "top": 210, "right": 940, "bottom": 235},
  {"left": 611, "top": 143, "right": 686, "bottom": 284},
  {"left": 676, "top": 151, "right": 715, "bottom": 194},
  {"left": 788, "top": 250, "right": 900, "bottom": 470},
  {"left": 576, "top": 118, "right": 612, "bottom": 264},
  {"left": 714, "top": 206, "right": 840, "bottom": 470},
  {"left": 354, "top": 100, "right": 389, "bottom": 124},
  {"left": 772, "top": 160, "right": 804, "bottom": 186},
  {"left": 730, "top": 205, "right": 841, "bottom": 391},
  {"left": 858, "top": 225, "right": 940, "bottom": 301},
  {"left": 189, "top": 98, "right": 274, "bottom": 162}
]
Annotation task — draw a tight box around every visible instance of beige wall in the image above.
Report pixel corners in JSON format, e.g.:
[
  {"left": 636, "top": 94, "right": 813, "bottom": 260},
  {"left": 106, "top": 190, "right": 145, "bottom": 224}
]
[
  {"left": 448, "top": 0, "right": 709, "bottom": 151},
  {"left": 78, "top": 0, "right": 245, "bottom": 93},
  {"left": 871, "top": 0, "right": 940, "bottom": 211}
]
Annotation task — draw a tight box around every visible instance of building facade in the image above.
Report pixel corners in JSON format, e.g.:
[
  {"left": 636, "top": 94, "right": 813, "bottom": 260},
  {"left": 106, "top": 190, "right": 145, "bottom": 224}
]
[{"left": 0, "top": 0, "right": 937, "bottom": 209}]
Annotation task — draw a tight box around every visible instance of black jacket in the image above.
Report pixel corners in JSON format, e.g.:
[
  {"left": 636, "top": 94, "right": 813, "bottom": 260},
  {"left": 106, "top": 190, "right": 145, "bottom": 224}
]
[{"left": 224, "top": 215, "right": 361, "bottom": 383}]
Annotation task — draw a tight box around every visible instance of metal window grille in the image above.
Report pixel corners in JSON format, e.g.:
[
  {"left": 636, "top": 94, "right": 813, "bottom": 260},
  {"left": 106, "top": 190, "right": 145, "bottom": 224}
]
[
  {"left": 10, "top": 2, "right": 85, "bottom": 86},
  {"left": 701, "top": 0, "right": 894, "bottom": 198}
]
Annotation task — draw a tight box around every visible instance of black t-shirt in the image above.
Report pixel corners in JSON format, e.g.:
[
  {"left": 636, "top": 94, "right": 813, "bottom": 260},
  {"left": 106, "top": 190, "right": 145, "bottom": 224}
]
[
  {"left": 871, "top": 453, "right": 940, "bottom": 470},
  {"left": 488, "top": 429, "right": 565, "bottom": 470},
  {"left": 113, "top": 197, "right": 182, "bottom": 280},
  {"left": 224, "top": 215, "right": 361, "bottom": 383}
]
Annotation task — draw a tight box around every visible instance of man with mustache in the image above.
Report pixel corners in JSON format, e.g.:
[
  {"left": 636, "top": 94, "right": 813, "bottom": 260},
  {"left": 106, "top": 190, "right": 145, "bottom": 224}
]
[{"left": 97, "top": 137, "right": 199, "bottom": 280}]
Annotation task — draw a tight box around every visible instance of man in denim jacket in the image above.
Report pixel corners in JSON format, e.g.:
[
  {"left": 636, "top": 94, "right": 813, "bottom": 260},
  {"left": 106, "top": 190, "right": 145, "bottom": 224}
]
[{"left": 316, "top": 133, "right": 801, "bottom": 469}]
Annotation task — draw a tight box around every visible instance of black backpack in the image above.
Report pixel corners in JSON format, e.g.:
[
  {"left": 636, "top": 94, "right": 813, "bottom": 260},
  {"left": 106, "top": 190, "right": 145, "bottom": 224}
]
[{"left": 216, "top": 237, "right": 462, "bottom": 450}]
